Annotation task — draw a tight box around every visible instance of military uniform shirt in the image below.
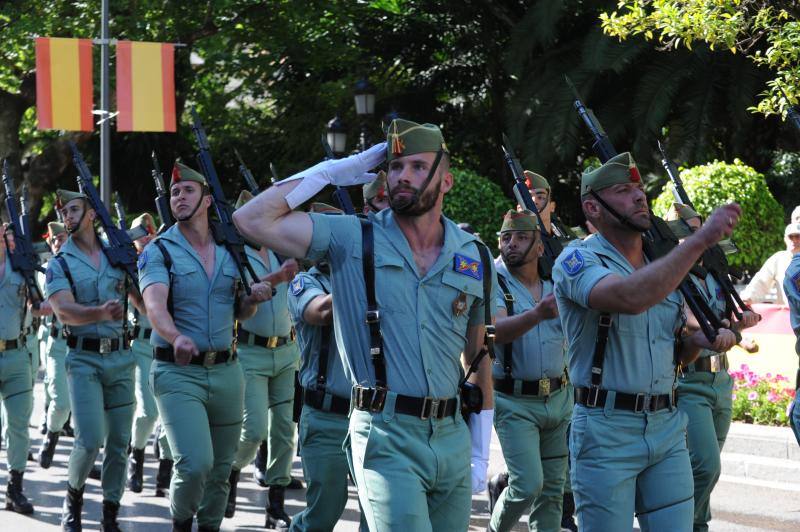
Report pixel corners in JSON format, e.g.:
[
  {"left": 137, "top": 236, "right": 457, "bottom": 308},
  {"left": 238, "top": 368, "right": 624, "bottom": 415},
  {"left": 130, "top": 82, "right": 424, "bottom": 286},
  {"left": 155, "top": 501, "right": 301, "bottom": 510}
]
[
  {"left": 690, "top": 272, "right": 726, "bottom": 360},
  {"left": 492, "top": 258, "right": 566, "bottom": 381},
  {"left": 553, "top": 234, "right": 684, "bottom": 395},
  {"left": 288, "top": 267, "right": 351, "bottom": 399},
  {"left": 37, "top": 267, "right": 55, "bottom": 329},
  {"left": 138, "top": 224, "right": 238, "bottom": 352},
  {"left": 45, "top": 237, "right": 127, "bottom": 339},
  {"left": 0, "top": 253, "right": 26, "bottom": 339},
  {"left": 305, "top": 209, "right": 496, "bottom": 399},
  {"left": 784, "top": 254, "right": 800, "bottom": 342},
  {"left": 239, "top": 247, "right": 292, "bottom": 338}
]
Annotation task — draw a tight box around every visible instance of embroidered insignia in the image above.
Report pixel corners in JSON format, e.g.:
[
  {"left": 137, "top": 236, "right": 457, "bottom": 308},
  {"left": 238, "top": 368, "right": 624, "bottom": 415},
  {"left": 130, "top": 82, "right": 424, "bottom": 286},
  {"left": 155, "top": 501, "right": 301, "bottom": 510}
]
[
  {"left": 562, "top": 249, "right": 585, "bottom": 276},
  {"left": 453, "top": 253, "right": 482, "bottom": 280},
  {"left": 46, "top": 266, "right": 54, "bottom": 284},
  {"left": 137, "top": 249, "right": 148, "bottom": 270},
  {"left": 290, "top": 277, "right": 305, "bottom": 296},
  {"left": 452, "top": 292, "right": 468, "bottom": 317}
]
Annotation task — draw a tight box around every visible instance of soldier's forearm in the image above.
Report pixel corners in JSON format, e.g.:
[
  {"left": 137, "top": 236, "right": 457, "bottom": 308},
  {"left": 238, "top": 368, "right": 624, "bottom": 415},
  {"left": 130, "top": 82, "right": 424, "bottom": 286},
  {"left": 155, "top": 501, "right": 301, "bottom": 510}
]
[
  {"left": 53, "top": 302, "right": 106, "bottom": 326},
  {"left": 494, "top": 308, "right": 544, "bottom": 344}
]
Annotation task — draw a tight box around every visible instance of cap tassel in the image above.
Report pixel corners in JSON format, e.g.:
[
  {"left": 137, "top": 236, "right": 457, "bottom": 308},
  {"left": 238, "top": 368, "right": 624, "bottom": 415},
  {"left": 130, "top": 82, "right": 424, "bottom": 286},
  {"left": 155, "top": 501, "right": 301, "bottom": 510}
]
[
  {"left": 629, "top": 163, "right": 641, "bottom": 182},
  {"left": 171, "top": 164, "right": 181, "bottom": 184}
]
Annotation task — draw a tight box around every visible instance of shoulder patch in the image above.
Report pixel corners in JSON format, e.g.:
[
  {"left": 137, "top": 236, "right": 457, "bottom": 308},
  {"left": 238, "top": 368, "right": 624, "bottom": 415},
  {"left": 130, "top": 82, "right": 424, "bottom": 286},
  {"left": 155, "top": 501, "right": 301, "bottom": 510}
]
[
  {"left": 290, "top": 277, "right": 305, "bottom": 296},
  {"left": 453, "top": 253, "right": 482, "bottom": 280},
  {"left": 561, "top": 249, "right": 585, "bottom": 276},
  {"left": 137, "top": 249, "right": 148, "bottom": 270}
]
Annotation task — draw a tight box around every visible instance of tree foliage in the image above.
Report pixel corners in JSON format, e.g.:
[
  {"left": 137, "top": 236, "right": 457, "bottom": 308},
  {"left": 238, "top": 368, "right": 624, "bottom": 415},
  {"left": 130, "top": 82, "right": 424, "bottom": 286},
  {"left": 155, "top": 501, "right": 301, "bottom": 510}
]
[{"left": 652, "top": 159, "right": 784, "bottom": 272}]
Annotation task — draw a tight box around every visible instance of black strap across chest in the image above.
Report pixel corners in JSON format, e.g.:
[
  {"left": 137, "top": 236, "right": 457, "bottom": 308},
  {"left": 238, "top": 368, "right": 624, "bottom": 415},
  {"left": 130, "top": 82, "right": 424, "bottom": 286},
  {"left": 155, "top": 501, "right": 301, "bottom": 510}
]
[
  {"left": 315, "top": 282, "right": 332, "bottom": 390},
  {"left": 591, "top": 255, "right": 612, "bottom": 390},
  {"left": 152, "top": 240, "right": 174, "bottom": 318},
  {"left": 496, "top": 275, "right": 514, "bottom": 378}
]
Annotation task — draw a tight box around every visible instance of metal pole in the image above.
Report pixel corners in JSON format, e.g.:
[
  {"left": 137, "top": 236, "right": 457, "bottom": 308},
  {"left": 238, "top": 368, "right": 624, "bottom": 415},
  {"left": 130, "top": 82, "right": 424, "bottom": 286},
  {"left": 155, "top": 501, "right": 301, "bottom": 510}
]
[{"left": 100, "top": 0, "right": 111, "bottom": 207}]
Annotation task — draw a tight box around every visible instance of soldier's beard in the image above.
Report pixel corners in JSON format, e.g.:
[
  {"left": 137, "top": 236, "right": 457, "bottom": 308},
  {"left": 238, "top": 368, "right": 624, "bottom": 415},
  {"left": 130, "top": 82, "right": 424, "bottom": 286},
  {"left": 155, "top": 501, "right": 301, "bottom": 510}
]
[{"left": 390, "top": 179, "right": 441, "bottom": 217}]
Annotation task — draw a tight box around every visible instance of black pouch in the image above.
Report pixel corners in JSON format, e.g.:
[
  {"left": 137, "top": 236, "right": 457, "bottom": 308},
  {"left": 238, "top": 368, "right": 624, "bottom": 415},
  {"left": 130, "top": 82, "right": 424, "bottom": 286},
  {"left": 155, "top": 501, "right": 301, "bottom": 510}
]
[
  {"left": 292, "top": 371, "right": 303, "bottom": 423},
  {"left": 459, "top": 381, "right": 483, "bottom": 423}
]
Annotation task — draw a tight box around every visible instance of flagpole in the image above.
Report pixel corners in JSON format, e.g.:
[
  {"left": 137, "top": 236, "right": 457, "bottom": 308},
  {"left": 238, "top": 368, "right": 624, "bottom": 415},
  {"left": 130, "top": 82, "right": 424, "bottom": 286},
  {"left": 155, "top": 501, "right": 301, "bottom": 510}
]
[{"left": 100, "top": 0, "right": 111, "bottom": 207}]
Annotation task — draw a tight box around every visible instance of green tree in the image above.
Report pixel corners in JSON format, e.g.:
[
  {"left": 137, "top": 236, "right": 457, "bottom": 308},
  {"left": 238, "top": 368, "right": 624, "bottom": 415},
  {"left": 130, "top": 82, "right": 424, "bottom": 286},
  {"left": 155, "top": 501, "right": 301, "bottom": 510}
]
[{"left": 652, "top": 159, "right": 784, "bottom": 272}]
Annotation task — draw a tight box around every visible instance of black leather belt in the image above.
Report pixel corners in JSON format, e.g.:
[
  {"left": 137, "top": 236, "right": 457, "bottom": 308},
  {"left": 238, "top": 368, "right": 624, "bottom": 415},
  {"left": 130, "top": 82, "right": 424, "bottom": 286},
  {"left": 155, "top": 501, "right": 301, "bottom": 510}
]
[
  {"left": 494, "top": 375, "right": 566, "bottom": 397},
  {"left": 237, "top": 329, "right": 295, "bottom": 349},
  {"left": 66, "top": 335, "right": 128, "bottom": 354},
  {"left": 132, "top": 325, "right": 152, "bottom": 341},
  {"left": 352, "top": 386, "right": 458, "bottom": 420},
  {"left": 302, "top": 387, "right": 350, "bottom": 415},
  {"left": 0, "top": 338, "right": 22, "bottom": 352},
  {"left": 50, "top": 325, "right": 67, "bottom": 339},
  {"left": 575, "top": 386, "right": 676, "bottom": 413},
  {"left": 691, "top": 354, "right": 728, "bottom": 373},
  {"left": 154, "top": 346, "right": 236, "bottom": 367}
]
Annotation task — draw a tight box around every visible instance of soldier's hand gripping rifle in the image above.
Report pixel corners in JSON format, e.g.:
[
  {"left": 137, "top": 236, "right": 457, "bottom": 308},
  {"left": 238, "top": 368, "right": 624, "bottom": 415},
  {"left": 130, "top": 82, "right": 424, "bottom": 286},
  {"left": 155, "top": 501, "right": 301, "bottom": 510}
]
[
  {"left": 2, "top": 159, "right": 45, "bottom": 307},
  {"left": 322, "top": 134, "right": 357, "bottom": 215},
  {"left": 501, "top": 134, "right": 562, "bottom": 280},
  {"left": 567, "top": 79, "right": 726, "bottom": 343},
  {"left": 189, "top": 107, "right": 261, "bottom": 296},
  {"left": 658, "top": 141, "right": 752, "bottom": 322},
  {"left": 235, "top": 149, "right": 261, "bottom": 196},
  {"left": 151, "top": 151, "right": 174, "bottom": 233},
  {"left": 69, "top": 142, "right": 140, "bottom": 294}
]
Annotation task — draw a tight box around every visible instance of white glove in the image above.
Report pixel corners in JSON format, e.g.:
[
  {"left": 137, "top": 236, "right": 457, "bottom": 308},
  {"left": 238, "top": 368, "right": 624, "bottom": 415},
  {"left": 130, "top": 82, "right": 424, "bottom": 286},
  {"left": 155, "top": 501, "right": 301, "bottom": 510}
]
[
  {"left": 469, "top": 408, "right": 494, "bottom": 494},
  {"left": 280, "top": 142, "right": 387, "bottom": 209}
]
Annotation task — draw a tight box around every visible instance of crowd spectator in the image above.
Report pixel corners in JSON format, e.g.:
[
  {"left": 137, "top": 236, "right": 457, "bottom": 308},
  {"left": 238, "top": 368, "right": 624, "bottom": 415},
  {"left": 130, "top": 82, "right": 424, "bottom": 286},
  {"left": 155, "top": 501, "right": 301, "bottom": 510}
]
[{"left": 741, "top": 223, "right": 800, "bottom": 306}]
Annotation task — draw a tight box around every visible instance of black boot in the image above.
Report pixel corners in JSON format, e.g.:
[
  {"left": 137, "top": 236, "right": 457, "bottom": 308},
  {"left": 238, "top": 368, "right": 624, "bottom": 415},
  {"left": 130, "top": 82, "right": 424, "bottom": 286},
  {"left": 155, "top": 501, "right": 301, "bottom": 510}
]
[
  {"left": 198, "top": 527, "right": 219, "bottom": 532},
  {"left": 38, "top": 430, "right": 60, "bottom": 469},
  {"left": 172, "top": 517, "right": 192, "bottom": 532},
  {"left": 5, "top": 470, "right": 34, "bottom": 514},
  {"left": 225, "top": 468, "right": 240, "bottom": 518},
  {"left": 62, "top": 415, "right": 74, "bottom": 438},
  {"left": 61, "top": 484, "right": 84, "bottom": 532},
  {"left": 253, "top": 440, "right": 268, "bottom": 487},
  {"left": 155, "top": 459, "right": 173, "bottom": 497},
  {"left": 127, "top": 448, "right": 145, "bottom": 493},
  {"left": 286, "top": 476, "right": 304, "bottom": 490},
  {"left": 561, "top": 490, "right": 578, "bottom": 532},
  {"left": 88, "top": 463, "right": 102, "bottom": 480},
  {"left": 486, "top": 471, "right": 508, "bottom": 515},
  {"left": 99, "top": 500, "right": 122, "bottom": 532},
  {"left": 265, "top": 485, "right": 291, "bottom": 530}
]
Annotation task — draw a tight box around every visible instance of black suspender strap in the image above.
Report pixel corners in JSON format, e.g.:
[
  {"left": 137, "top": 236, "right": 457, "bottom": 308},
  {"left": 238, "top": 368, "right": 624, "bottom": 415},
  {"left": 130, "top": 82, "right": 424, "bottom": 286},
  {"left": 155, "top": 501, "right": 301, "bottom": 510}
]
[
  {"left": 315, "top": 283, "right": 332, "bottom": 390},
  {"left": 54, "top": 255, "right": 74, "bottom": 337},
  {"left": 359, "top": 219, "right": 387, "bottom": 412},
  {"left": 496, "top": 274, "right": 515, "bottom": 379},
  {"left": 461, "top": 242, "right": 496, "bottom": 384},
  {"left": 152, "top": 240, "right": 175, "bottom": 318},
  {"left": 588, "top": 255, "right": 613, "bottom": 405}
]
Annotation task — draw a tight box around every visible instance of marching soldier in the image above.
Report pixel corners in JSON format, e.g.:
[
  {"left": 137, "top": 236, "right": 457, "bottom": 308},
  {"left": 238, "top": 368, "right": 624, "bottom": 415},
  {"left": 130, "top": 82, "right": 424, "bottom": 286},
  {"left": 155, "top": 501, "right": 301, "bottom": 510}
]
[
  {"left": 488, "top": 210, "right": 571, "bottom": 532},
  {"left": 225, "top": 190, "right": 300, "bottom": 528},
  {"left": 287, "top": 202, "right": 367, "bottom": 531},
  {"left": 362, "top": 170, "right": 389, "bottom": 214},
  {"left": 667, "top": 203, "right": 760, "bottom": 531},
  {"left": 46, "top": 189, "right": 144, "bottom": 531},
  {"left": 552, "top": 153, "right": 740, "bottom": 530},
  {"left": 37, "top": 221, "right": 72, "bottom": 469},
  {"left": 233, "top": 118, "right": 496, "bottom": 531},
  {"left": 138, "top": 162, "right": 272, "bottom": 531},
  {"left": 126, "top": 213, "right": 159, "bottom": 494},
  {"left": 0, "top": 222, "right": 38, "bottom": 514}
]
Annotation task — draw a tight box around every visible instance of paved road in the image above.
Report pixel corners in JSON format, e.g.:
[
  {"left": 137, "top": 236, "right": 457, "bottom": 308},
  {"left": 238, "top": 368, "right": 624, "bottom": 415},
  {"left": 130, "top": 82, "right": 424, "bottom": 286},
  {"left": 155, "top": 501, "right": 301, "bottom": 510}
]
[{"left": 2, "top": 380, "right": 800, "bottom": 530}]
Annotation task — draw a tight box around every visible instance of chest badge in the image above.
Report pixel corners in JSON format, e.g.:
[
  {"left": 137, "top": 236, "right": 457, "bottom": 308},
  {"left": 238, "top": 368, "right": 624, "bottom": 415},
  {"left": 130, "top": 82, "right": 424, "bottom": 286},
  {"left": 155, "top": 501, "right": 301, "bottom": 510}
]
[
  {"left": 452, "top": 292, "right": 468, "bottom": 317},
  {"left": 453, "top": 253, "right": 482, "bottom": 280},
  {"left": 116, "top": 279, "right": 125, "bottom": 295}
]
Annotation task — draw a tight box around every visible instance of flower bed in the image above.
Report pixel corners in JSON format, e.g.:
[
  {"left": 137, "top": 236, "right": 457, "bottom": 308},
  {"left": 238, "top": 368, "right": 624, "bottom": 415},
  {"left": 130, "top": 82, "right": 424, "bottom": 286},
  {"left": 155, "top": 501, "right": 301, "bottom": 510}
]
[{"left": 731, "top": 365, "right": 796, "bottom": 426}]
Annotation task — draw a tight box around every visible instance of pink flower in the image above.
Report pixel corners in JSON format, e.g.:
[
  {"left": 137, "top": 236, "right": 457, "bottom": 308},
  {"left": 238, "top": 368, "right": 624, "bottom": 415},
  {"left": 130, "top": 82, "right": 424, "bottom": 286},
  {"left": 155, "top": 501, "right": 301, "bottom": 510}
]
[
  {"left": 768, "top": 391, "right": 779, "bottom": 403},
  {"left": 748, "top": 391, "right": 758, "bottom": 401},
  {"left": 741, "top": 364, "right": 750, "bottom": 372},
  {"left": 766, "top": 373, "right": 773, "bottom": 379}
]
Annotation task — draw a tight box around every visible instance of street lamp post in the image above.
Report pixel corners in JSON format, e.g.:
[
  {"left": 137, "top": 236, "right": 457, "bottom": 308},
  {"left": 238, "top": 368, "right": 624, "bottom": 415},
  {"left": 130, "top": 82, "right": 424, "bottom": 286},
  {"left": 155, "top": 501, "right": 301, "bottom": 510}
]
[
  {"left": 326, "top": 116, "right": 348, "bottom": 157},
  {"left": 353, "top": 78, "right": 376, "bottom": 151}
]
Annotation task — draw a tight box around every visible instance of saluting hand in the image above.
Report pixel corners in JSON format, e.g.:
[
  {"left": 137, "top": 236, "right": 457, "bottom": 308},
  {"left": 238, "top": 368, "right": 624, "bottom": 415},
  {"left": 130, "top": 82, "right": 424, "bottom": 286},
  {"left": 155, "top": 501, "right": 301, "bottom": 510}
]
[
  {"left": 694, "top": 203, "right": 741, "bottom": 248},
  {"left": 100, "top": 300, "right": 124, "bottom": 321},
  {"left": 173, "top": 334, "right": 199, "bottom": 366},
  {"left": 533, "top": 293, "right": 559, "bottom": 320}
]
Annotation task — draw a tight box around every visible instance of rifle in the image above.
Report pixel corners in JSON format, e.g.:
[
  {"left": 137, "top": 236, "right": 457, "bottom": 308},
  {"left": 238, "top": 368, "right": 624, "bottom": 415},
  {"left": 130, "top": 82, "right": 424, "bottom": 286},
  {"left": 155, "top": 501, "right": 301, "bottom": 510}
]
[
  {"left": 151, "top": 151, "right": 174, "bottom": 232},
  {"left": 68, "top": 141, "right": 140, "bottom": 294},
  {"left": 321, "top": 134, "right": 357, "bottom": 215},
  {"left": 567, "top": 80, "right": 727, "bottom": 343},
  {"left": 269, "top": 163, "right": 280, "bottom": 184},
  {"left": 658, "top": 141, "right": 751, "bottom": 320},
  {"left": 113, "top": 193, "right": 127, "bottom": 231},
  {"left": 501, "top": 134, "right": 562, "bottom": 279},
  {"left": 189, "top": 107, "right": 261, "bottom": 296},
  {"left": 2, "top": 159, "right": 45, "bottom": 307},
  {"left": 235, "top": 149, "right": 260, "bottom": 195}
]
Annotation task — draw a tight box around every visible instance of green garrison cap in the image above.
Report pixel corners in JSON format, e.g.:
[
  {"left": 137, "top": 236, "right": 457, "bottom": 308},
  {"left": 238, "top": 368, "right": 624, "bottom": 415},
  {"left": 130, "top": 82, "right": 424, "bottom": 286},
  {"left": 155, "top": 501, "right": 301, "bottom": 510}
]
[
  {"left": 310, "top": 202, "right": 343, "bottom": 215},
  {"left": 665, "top": 202, "right": 701, "bottom": 238},
  {"left": 580, "top": 152, "right": 641, "bottom": 197},
  {"left": 170, "top": 160, "right": 207, "bottom": 187},
  {"left": 55, "top": 189, "right": 88, "bottom": 208},
  {"left": 47, "top": 221, "right": 66, "bottom": 238},
  {"left": 500, "top": 209, "right": 539, "bottom": 233},
  {"left": 235, "top": 190, "right": 254, "bottom": 210},
  {"left": 524, "top": 170, "right": 550, "bottom": 191},
  {"left": 386, "top": 118, "right": 448, "bottom": 161},
  {"left": 131, "top": 212, "right": 156, "bottom": 235},
  {"left": 363, "top": 171, "right": 387, "bottom": 201}
]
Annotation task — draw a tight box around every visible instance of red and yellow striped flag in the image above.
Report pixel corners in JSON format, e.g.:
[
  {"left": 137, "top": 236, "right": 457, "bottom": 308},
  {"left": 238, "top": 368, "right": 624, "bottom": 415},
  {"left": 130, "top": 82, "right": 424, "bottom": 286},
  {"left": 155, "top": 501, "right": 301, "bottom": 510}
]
[
  {"left": 35, "top": 37, "right": 94, "bottom": 131},
  {"left": 116, "top": 41, "right": 176, "bottom": 132}
]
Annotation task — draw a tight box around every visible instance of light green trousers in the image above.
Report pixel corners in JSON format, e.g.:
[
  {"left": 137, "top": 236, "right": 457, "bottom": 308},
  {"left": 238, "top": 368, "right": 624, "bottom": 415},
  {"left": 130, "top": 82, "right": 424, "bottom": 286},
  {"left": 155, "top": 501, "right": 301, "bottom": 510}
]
[
  {"left": 151, "top": 358, "right": 244, "bottom": 529},
  {"left": 677, "top": 368, "right": 733, "bottom": 532},
  {"left": 0, "top": 348, "right": 33, "bottom": 471},
  {"left": 65, "top": 348, "right": 135, "bottom": 503},
  {"left": 231, "top": 341, "right": 299, "bottom": 487},
  {"left": 490, "top": 386, "right": 572, "bottom": 532},
  {"left": 130, "top": 338, "right": 159, "bottom": 450},
  {"left": 44, "top": 335, "right": 70, "bottom": 432}
]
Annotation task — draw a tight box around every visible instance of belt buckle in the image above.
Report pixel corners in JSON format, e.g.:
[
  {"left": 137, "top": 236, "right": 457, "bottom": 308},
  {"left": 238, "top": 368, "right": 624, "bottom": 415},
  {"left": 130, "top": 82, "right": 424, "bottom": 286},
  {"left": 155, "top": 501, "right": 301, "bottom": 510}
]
[
  {"left": 369, "top": 386, "right": 387, "bottom": 413},
  {"left": 586, "top": 385, "right": 600, "bottom": 407},
  {"left": 203, "top": 351, "right": 217, "bottom": 368},
  {"left": 266, "top": 336, "right": 279, "bottom": 349},
  {"left": 710, "top": 356, "right": 721, "bottom": 373},
  {"left": 634, "top": 393, "right": 648, "bottom": 413},
  {"left": 421, "top": 397, "right": 441, "bottom": 420},
  {"left": 99, "top": 338, "right": 112, "bottom": 354},
  {"left": 0, "top": 339, "right": 5, "bottom": 351},
  {"left": 538, "top": 378, "right": 551, "bottom": 396}
]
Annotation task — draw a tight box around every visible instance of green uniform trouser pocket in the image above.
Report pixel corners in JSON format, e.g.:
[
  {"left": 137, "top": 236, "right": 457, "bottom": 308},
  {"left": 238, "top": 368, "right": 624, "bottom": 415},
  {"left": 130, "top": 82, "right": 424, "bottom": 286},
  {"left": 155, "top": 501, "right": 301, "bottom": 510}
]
[{"left": 0, "top": 348, "right": 33, "bottom": 471}]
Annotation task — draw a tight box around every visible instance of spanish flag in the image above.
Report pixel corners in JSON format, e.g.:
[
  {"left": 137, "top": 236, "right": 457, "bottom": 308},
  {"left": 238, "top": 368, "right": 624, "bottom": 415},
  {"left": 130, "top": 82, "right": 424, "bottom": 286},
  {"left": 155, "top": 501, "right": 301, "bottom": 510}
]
[
  {"left": 35, "top": 37, "right": 94, "bottom": 131},
  {"left": 116, "top": 41, "right": 176, "bottom": 132}
]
